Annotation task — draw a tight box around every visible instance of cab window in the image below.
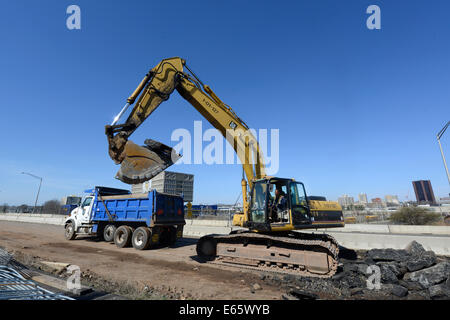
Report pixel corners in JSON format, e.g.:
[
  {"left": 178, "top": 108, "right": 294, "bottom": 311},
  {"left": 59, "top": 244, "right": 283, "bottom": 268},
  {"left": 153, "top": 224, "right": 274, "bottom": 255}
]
[
  {"left": 250, "top": 181, "right": 267, "bottom": 223},
  {"left": 81, "top": 197, "right": 93, "bottom": 207},
  {"left": 290, "top": 182, "right": 307, "bottom": 206}
]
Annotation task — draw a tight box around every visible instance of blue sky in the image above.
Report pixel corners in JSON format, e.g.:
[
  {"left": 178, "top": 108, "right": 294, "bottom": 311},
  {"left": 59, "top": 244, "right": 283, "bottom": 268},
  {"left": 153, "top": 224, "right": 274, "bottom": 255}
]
[{"left": 0, "top": 0, "right": 449, "bottom": 205}]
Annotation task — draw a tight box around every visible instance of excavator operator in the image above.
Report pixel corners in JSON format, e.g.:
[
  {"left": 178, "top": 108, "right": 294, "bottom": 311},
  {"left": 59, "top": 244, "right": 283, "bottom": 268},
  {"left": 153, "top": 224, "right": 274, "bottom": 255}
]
[{"left": 269, "top": 184, "right": 287, "bottom": 222}]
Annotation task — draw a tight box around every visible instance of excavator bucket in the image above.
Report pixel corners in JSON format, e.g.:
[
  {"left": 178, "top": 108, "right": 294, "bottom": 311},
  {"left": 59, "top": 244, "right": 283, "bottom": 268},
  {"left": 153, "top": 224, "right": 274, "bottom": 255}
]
[{"left": 115, "top": 139, "right": 182, "bottom": 184}]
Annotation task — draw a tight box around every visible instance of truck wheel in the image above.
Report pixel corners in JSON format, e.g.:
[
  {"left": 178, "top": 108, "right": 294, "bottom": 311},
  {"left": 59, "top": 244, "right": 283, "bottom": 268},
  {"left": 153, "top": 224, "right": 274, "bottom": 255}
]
[
  {"left": 103, "top": 224, "right": 117, "bottom": 242},
  {"left": 132, "top": 227, "right": 151, "bottom": 250},
  {"left": 114, "top": 225, "right": 132, "bottom": 248},
  {"left": 64, "top": 222, "right": 76, "bottom": 240}
]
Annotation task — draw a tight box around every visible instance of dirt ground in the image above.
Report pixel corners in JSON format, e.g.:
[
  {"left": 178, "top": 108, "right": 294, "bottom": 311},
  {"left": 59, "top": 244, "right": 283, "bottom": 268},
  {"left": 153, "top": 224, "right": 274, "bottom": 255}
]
[
  {"left": 4, "top": 221, "right": 447, "bottom": 300},
  {"left": 0, "top": 221, "right": 292, "bottom": 300}
]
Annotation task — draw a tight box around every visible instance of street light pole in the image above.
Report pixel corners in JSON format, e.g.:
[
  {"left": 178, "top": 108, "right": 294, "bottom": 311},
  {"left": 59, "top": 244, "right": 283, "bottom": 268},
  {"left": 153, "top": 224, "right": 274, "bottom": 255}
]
[
  {"left": 21, "top": 172, "right": 43, "bottom": 213},
  {"left": 437, "top": 121, "right": 450, "bottom": 191}
]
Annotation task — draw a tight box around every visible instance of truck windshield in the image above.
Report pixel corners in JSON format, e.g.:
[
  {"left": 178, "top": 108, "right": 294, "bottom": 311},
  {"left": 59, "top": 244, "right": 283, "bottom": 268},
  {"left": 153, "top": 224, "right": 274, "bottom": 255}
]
[{"left": 81, "top": 197, "right": 93, "bottom": 207}]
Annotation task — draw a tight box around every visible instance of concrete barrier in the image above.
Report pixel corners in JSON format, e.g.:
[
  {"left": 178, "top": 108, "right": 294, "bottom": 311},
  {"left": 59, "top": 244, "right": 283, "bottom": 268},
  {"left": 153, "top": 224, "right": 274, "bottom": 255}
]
[
  {"left": 184, "top": 219, "right": 232, "bottom": 227},
  {"left": 309, "top": 230, "right": 450, "bottom": 256},
  {"left": 387, "top": 225, "right": 450, "bottom": 235},
  {"left": 320, "top": 223, "right": 450, "bottom": 235},
  {"left": 0, "top": 213, "right": 66, "bottom": 225}
]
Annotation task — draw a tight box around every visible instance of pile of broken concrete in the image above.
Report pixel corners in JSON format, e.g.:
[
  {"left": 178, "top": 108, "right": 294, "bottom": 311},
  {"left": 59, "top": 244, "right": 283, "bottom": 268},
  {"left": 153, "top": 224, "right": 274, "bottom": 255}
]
[{"left": 336, "top": 241, "right": 450, "bottom": 299}]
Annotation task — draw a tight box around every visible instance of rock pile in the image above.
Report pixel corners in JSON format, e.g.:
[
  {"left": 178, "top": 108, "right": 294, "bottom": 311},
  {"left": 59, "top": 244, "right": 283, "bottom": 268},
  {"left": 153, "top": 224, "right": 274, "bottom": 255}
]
[
  {"left": 274, "top": 241, "right": 450, "bottom": 300},
  {"left": 335, "top": 241, "right": 450, "bottom": 299}
]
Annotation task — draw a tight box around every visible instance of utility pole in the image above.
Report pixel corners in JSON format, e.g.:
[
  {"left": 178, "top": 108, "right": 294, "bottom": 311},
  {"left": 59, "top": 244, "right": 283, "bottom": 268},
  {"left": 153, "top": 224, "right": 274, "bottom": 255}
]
[
  {"left": 437, "top": 121, "right": 450, "bottom": 188},
  {"left": 437, "top": 121, "right": 450, "bottom": 197},
  {"left": 21, "top": 172, "right": 43, "bottom": 213}
]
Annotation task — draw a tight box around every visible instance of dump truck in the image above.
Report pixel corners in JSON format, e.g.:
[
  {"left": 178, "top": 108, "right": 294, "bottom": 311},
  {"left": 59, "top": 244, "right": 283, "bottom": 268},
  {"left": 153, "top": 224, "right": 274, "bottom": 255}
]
[
  {"left": 60, "top": 195, "right": 81, "bottom": 215},
  {"left": 64, "top": 186, "right": 185, "bottom": 249}
]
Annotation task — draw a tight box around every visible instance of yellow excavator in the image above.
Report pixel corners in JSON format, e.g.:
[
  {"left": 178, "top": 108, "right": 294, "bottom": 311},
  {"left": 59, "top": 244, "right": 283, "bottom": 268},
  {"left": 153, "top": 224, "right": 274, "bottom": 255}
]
[{"left": 105, "top": 57, "right": 345, "bottom": 277}]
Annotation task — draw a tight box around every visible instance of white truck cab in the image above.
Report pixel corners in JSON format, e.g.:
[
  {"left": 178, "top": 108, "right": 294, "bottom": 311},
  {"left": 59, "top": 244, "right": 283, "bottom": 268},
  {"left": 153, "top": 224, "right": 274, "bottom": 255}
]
[{"left": 65, "top": 194, "right": 94, "bottom": 232}]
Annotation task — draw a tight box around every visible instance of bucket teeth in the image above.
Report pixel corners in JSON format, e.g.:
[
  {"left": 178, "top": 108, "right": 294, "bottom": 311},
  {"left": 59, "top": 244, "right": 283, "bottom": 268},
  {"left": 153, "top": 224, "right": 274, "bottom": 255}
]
[{"left": 115, "top": 139, "right": 181, "bottom": 184}]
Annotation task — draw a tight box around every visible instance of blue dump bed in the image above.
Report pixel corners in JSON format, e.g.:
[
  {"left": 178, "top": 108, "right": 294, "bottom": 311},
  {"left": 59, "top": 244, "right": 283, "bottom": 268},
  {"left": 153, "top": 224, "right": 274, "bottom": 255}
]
[{"left": 90, "top": 188, "right": 185, "bottom": 227}]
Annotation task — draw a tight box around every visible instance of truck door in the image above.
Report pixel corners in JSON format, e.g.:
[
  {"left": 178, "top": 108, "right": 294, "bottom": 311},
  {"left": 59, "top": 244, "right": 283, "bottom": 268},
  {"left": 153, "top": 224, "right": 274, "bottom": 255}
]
[{"left": 80, "top": 197, "right": 93, "bottom": 224}]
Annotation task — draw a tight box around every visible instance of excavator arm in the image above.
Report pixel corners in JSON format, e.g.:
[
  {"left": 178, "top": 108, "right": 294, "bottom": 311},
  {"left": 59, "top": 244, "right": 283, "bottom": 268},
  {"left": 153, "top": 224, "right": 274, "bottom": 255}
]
[{"left": 105, "top": 57, "right": 266, "bottom": 213}]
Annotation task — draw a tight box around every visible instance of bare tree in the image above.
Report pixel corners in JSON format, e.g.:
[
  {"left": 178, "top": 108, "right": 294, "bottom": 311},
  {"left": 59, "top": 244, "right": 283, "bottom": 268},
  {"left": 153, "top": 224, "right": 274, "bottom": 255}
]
[
  {"left": 0, "top": 203, "right": 8, "bottom": 213},
  {"left": 43, "top": 200, "right": 61, "bottom": 214}
]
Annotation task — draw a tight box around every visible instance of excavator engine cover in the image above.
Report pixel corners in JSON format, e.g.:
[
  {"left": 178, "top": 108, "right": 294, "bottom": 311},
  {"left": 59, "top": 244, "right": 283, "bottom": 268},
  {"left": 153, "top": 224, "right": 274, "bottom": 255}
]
[{"left": 115, "top": 139, "right": 181, "bottom": 184}]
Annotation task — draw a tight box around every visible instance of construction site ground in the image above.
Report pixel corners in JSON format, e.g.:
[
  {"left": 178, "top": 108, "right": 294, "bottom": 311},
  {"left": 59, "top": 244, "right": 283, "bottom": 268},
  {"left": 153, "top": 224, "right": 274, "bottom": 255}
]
[{"left": 1, "top": 220, "right": 449, "bottom": 300}]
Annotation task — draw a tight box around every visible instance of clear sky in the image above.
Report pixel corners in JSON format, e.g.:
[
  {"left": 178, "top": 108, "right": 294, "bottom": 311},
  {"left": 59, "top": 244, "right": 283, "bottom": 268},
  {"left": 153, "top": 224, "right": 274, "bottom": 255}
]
[{"left": 0, "top": 0, "right": 449, "bottom": 206}]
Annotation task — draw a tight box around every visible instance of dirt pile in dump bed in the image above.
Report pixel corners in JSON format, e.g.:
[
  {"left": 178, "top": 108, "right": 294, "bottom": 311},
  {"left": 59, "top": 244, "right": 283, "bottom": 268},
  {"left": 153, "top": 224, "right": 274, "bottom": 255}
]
[{"left": 271, "top": 241, "right": 450, "bottom": 300}]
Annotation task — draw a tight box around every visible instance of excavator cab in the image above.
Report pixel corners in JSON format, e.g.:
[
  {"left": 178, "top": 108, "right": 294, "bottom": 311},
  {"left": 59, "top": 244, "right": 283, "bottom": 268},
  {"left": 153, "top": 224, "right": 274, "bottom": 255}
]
[{"left": 245, "top": 178, "right": 311, "bottom": 232}]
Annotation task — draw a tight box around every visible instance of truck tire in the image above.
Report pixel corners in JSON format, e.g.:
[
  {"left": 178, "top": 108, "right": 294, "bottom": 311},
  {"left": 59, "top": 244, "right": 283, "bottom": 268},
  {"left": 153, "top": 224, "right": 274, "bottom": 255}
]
[
  {"left": 64, "top": 222, "right": 76, "bottom": 240},
  {"left": 103, "top": 224, "right": 117, "bottom": 242},
  {"left": 132, "top": 227, "right": 151, "bottom": 250},
  {"left": 114, "top": 225, "right": 132, "bottom": 248}
]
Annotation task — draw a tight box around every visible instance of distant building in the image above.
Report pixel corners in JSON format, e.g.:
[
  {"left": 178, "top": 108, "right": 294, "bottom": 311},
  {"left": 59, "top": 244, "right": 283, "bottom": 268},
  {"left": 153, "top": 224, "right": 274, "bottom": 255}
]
[
  {"left": 358, "top": 193, "right": 368, "bottom": 204},
  {"left": 412, "top": 180, "right": 436, "bottom": 204},
  {"left": 150, "top": 171, "right": 194, "bottom": 202},
  {"left": 338, "top": 195, "right": 355, "bottom": 207},
  {"left": 370, "top": 197, "right": 385, "bottom": 208},
  {"left": 385, "top": 195, "right": 400, "bottom": 205}
]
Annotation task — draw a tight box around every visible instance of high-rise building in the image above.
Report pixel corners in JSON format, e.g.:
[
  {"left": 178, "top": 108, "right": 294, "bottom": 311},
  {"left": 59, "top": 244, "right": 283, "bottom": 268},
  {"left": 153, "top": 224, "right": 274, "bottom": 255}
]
[
  {"left": 338, "top": 195, "right": 355, "bottom": 207},
  {"left": 358, "top": 193, "right": 368, "bottom": 204},
  {"left": 412, "top": 180, "right": 436, "bottom": 204}
]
